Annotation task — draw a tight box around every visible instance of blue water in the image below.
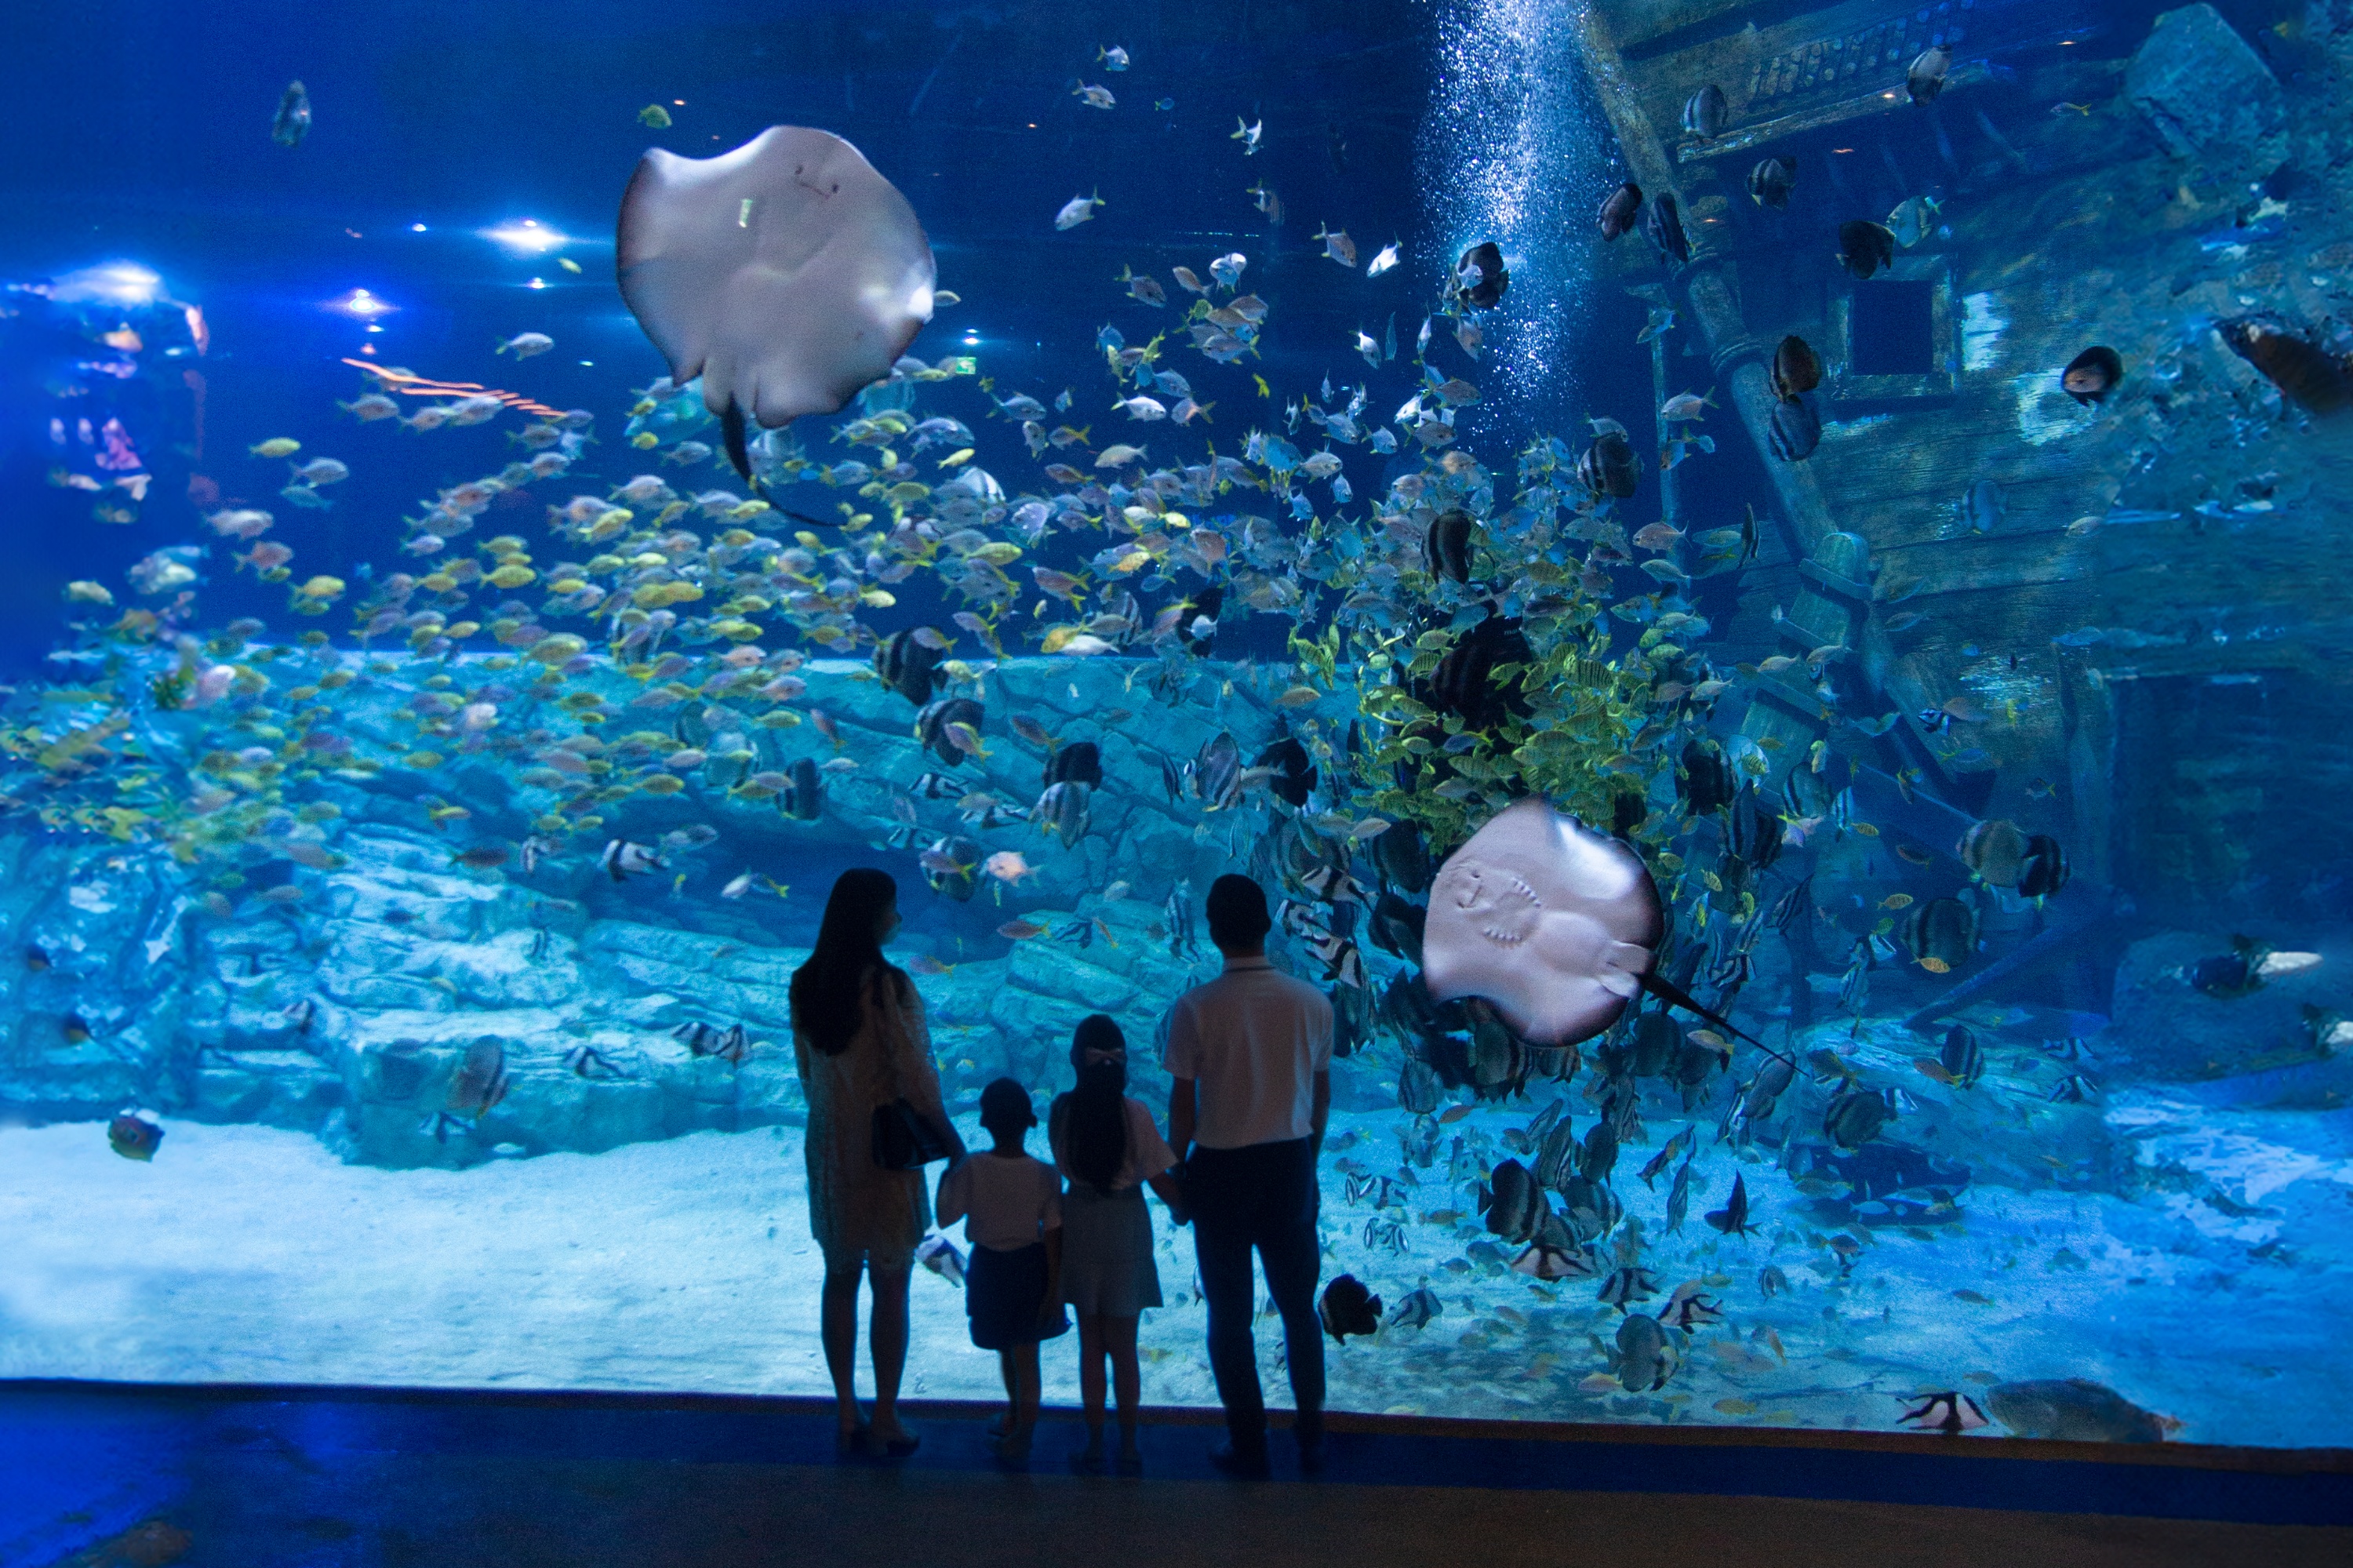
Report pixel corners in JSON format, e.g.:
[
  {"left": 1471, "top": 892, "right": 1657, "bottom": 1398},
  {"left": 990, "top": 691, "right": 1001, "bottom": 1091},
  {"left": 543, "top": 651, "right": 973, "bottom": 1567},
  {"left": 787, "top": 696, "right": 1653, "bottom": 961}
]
[{"left": 3, "top": 0, "right": 2351, "bottom": 1453}]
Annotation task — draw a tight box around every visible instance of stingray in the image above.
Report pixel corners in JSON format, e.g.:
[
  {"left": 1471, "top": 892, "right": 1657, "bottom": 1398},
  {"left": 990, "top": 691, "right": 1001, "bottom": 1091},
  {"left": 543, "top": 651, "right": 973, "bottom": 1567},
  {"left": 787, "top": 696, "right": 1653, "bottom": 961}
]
[
  {"left": 1422, "top": 799, "right": 1785, "bottom": 1059},
  {"left": 617, "top": 126, "right": 936, "bottom": 492}
]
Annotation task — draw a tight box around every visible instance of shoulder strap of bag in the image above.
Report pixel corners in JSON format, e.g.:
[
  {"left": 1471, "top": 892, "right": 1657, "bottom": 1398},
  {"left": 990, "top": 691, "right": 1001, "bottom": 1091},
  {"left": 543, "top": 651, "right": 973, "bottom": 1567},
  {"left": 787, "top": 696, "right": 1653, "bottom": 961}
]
[
  {"left": 877, "top": 967, "right": 931, "bottom": 1111},
  {"left": 871, "top": 967, "right": 904, "bottom": 1101}
]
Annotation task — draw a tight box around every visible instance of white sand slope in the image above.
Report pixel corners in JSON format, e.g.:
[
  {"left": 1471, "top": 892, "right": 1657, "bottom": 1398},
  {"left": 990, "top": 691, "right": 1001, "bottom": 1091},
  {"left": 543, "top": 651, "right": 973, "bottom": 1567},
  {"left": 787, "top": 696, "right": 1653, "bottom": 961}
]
[
  {"left": 5, "top": 1100, "right": 2351, "bottom": 1449},
  {"left": 0, "top": 1118, "right": 1227, "bottom": 1410}
]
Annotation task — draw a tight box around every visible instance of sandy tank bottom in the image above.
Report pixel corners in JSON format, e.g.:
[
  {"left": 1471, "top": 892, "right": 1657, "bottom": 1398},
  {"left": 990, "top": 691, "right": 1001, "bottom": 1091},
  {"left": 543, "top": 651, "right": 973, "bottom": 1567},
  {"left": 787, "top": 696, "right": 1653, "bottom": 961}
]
[{"left": 5, "top": 1101, "right": 2351, "bottom": 1449}]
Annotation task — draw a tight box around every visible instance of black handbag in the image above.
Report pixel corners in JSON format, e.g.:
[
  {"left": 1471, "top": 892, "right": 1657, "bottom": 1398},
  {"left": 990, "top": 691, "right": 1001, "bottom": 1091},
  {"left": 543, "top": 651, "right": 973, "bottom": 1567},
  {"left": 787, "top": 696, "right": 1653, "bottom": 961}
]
[
  {"left": 867, "top": 970, "right": 952, "bottom": 1170},
  {"left": 871, "top": 1097, "right": 951, "bottom": 1170}
]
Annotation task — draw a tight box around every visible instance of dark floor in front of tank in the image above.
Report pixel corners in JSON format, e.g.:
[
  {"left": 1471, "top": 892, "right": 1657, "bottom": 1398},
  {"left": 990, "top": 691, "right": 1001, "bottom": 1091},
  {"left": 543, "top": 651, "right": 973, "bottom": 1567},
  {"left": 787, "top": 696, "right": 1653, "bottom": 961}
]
[{"left": 5, "top": 1381, "right": 2351, "bottom": 1568}]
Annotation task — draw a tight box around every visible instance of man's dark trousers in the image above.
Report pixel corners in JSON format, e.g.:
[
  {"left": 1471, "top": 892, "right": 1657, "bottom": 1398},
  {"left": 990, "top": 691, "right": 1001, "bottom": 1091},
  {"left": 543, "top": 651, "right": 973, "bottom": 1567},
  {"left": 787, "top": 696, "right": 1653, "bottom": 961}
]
[{"left": 1185, "top": 1135, "right": 1324, "bottom": 1461}]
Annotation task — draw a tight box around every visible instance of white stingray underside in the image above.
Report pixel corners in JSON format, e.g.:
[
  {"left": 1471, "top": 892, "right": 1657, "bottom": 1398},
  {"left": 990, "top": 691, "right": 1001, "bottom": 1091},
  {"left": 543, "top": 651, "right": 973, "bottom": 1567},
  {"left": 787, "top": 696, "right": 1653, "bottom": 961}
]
[
  {"left": 616, "top": 126, "right": 936, "bottom": 429},
  {"left": 1421, "top": 798, "right": 1664, "bottom": 1046}
]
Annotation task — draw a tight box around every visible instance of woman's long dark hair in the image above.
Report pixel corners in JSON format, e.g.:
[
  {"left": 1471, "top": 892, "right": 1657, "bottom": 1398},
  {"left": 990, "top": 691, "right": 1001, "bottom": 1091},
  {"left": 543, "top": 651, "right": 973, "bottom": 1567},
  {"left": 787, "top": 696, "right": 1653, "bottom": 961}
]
[
  {"left": 791, "top": 868, "right": 908, "bottom": 1056},
  {"left": 1064, "top": 1013, "right": 1129, "bottom": 1195}
]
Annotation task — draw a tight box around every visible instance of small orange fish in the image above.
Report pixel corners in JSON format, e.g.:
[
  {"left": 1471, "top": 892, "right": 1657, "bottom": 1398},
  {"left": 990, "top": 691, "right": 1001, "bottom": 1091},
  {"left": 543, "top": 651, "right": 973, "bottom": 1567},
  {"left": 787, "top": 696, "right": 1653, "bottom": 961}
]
[
  {"left": 1915, "top": 1058, "right": 1958, "bottom": 1085},
  {"left": 997, "top": 919, "right": 1045, "bottom": 940},
  {"left": 1438, "top": 1104, "right": 1474, "bottom": 1124},
  {"left": 1918, "top": 955, "right": 1951, "bottom": 973},
  {"left": 1881, "top": 893, "right": 1914, "bottom": 910}
]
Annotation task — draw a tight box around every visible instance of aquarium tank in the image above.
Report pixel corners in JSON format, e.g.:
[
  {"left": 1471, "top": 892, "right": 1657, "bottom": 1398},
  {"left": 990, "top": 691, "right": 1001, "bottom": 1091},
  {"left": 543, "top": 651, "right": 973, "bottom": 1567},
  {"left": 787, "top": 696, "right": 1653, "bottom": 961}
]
[{"left": 4, "top": 0, "right": 2351, "bottom": 1451}]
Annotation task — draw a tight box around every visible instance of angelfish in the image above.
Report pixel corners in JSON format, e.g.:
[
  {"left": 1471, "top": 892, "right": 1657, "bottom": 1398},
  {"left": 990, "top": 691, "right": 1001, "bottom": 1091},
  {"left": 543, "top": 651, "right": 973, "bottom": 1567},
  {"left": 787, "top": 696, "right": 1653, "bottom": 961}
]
[
  {"left": 1899, "top": 1391, "right": 1988, "bottom": 1435},
  {"left": 602, "top": 839, "right": 667, "bottom": 880}
]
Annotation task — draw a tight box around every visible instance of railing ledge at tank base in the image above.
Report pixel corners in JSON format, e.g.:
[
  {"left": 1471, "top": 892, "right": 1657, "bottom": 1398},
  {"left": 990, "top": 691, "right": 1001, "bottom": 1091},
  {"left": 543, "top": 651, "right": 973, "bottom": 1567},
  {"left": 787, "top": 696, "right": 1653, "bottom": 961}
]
[{"left": 4, "top": 1365, "right": 2353, "bottom": 1487}]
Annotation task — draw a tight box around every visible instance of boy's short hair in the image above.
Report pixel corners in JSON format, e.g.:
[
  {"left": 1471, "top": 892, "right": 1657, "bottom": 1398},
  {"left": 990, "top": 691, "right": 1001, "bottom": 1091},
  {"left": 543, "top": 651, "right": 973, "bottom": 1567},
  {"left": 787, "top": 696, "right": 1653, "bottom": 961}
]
[
  {"left": 1205, "top": 873, "right": 1272, "bottom": 949},
  {"left": 978, "top": 1076, "right": 1035, "bottom": 1129}
]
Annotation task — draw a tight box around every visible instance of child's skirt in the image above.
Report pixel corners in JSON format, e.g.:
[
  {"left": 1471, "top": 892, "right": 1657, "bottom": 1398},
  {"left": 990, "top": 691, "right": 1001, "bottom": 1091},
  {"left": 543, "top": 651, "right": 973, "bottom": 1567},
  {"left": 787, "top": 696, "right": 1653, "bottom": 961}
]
[
  {"left": 1058, "top": 1181, "right": 1163, "bottom": 1317},
  {"left": 966, "top": 1240, "right": 1071, "bottom": 1350}
]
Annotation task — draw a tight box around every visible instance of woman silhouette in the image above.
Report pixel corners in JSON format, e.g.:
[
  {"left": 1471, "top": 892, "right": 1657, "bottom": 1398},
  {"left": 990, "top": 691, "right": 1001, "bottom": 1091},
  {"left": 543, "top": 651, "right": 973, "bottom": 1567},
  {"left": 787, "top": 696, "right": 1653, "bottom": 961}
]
[{"left": 791, "top": 868, "right": 965, "bottom": 1457}]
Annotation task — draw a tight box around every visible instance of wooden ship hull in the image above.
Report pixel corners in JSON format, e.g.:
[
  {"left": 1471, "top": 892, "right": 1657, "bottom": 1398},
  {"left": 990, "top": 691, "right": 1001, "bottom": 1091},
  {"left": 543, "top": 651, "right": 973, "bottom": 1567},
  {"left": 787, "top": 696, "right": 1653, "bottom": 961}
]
[{"left": 1566, "top": 0, "right": 2353, "bottom": 1028}]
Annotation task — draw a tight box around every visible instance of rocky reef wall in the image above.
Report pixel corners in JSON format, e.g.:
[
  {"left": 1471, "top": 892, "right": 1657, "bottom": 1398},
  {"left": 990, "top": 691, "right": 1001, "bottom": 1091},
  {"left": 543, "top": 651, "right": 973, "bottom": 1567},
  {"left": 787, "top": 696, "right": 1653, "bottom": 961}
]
[{"left": 0, "top": 653, "right": 1397, "bottom": 1167}]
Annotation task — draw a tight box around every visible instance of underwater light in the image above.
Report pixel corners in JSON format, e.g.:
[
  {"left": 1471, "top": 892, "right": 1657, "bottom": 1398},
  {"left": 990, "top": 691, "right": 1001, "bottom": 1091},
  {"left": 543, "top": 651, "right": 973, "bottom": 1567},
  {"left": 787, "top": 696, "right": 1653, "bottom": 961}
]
[
  {"left": 483, "top": 220, "right": 570, "bottom": 255},
  {"left": 527, "top": 278, "right": 547, "bottom": 289},
  {"left": 49, "top": 262, "right": 163, "bottom": 308},
  {"left": 412, "top": 223, "right": 427, "bottom": 232},
  {"left": 325, "top": 288, "right": 397, "bottom": 319},
  {"left": 328, "top": 288, "right": 395, "bottom": 318}
]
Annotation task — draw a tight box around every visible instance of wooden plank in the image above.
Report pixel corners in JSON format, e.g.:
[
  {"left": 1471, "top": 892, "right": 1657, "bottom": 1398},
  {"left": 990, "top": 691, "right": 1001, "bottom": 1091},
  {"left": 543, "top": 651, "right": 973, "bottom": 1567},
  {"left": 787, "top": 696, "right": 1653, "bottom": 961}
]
[{"left": 1673, "top": 63, "right": 1997, "bottom": 163}]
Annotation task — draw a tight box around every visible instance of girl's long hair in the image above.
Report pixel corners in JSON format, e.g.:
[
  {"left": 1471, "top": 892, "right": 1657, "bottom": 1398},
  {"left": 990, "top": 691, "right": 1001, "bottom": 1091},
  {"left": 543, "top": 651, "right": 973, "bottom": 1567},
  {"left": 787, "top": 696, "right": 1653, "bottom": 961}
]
[
  {"left": 790, "top": 868, "right": 908, "bottom": 1056},
  {"left": 1064, "top": 1013, "right": 1129, "bottom": 1195}
]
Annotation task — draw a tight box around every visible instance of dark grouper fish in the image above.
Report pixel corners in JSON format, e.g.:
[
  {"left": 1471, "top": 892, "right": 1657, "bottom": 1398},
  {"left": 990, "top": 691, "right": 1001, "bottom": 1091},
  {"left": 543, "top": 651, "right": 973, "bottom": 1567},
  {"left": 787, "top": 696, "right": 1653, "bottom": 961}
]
[{"left": 1984, "top": 1380, "right": 2176, "bottom": 1443}]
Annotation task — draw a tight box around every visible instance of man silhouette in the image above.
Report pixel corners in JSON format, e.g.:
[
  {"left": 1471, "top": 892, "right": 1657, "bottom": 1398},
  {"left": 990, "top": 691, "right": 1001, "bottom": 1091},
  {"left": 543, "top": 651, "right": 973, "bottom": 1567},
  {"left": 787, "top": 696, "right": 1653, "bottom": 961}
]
[{"left": 1161, "top": 874, "right": 1333, "bottom": 1477}]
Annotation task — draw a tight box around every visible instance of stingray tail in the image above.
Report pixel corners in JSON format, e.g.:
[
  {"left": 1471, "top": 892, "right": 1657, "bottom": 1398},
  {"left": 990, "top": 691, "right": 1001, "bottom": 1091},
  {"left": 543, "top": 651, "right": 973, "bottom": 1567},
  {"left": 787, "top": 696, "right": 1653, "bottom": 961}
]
[
  {"left": 719, "top": 402, "right": 842, "bottom": 529},
  {"left": 719, "top": 402, "right": 766, "bottom": 497},
  {"left": 1637, "top": 969, "right": 1795, "bottom": 1070}
]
